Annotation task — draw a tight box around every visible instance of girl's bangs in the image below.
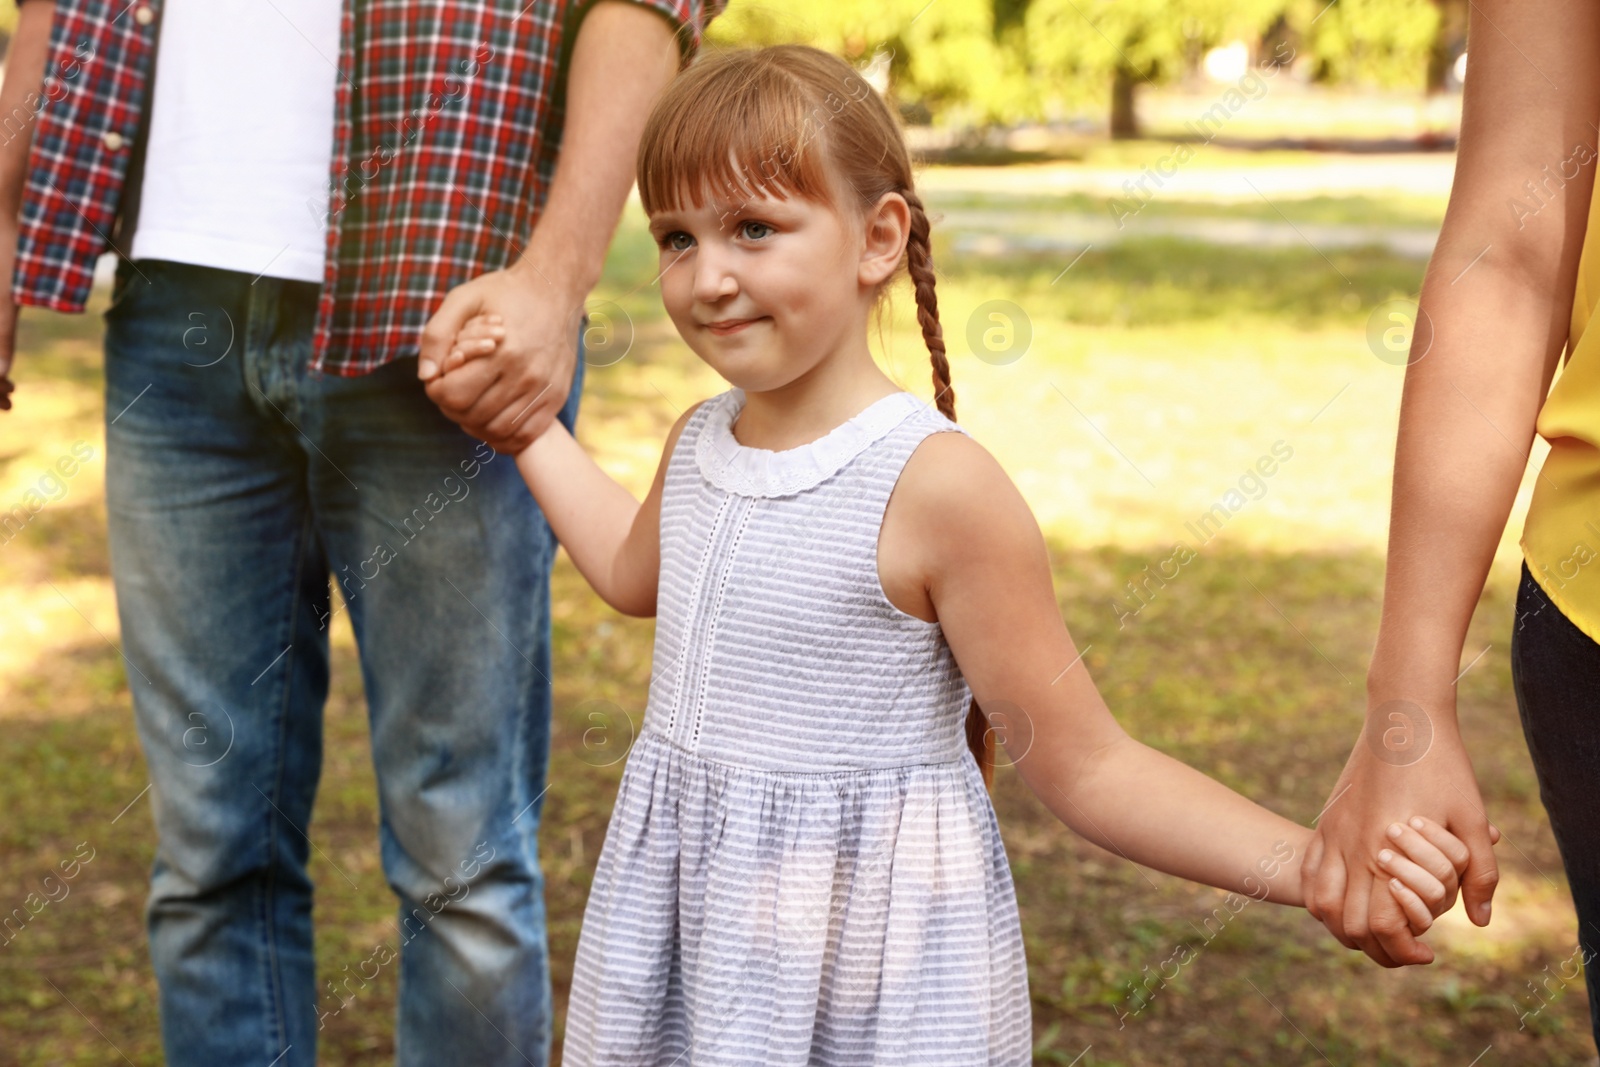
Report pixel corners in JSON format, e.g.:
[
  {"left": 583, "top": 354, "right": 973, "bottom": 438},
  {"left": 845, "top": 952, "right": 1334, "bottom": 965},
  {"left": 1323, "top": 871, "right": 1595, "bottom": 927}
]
[{"left": 637, "top": 69, "right": 837, "bottom": 218}]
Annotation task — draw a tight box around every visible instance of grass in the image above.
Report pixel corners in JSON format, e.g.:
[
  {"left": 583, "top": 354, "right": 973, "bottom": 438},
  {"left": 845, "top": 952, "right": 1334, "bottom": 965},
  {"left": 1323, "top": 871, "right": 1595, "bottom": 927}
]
[
  {"left": 0, "top": 155, "right": 1591, "bottom": 1065},
  {"left": 925, "top": 190, "right": 1449, "bottom": 231}
]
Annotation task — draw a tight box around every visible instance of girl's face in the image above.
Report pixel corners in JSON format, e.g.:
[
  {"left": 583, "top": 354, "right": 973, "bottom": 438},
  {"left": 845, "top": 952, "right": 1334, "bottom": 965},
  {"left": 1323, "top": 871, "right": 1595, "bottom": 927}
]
[{"left": 647, "top": 179, "right": 878, "bottom": 393}]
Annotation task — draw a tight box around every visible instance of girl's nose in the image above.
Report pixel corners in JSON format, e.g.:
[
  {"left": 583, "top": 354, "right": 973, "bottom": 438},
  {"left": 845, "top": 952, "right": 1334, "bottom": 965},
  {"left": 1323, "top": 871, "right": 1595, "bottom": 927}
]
[{"left": 690, "top": 245, "right": 739, "bottom": 304}]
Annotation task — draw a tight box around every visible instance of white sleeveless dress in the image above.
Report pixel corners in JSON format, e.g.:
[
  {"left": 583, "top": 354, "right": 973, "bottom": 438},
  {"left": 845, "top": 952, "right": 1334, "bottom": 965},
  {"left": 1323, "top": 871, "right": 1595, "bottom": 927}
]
[{"left": 561, "top": 386, "right": 1032, "bottom": 1065}]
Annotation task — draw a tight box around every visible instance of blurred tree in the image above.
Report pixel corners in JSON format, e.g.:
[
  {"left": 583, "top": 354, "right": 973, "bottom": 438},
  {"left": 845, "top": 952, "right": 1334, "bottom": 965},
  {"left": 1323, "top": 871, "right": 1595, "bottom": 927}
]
[
  {"left": 1300, "top": 0, "right": 1440, "bottom": 90},
  {"left": 0, "top": 3, "right": 18, "bottom": 59},
  {"left": 707, "top": 0, "right": 1446, "bottom": 134},
  {"left": 706, "top": 0, "right": 1032, "bottom": 127},
  {"left": 1020, "top": 0, "right": 1288, "bottom": 137}
]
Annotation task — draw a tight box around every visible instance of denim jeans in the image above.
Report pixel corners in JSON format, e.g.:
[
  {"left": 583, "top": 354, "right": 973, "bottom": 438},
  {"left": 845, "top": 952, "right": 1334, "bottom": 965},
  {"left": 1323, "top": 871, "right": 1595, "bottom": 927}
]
[
  {"left": 1510, "top": 560, "right": 1600, "bottom": 1049},
  {"left": 102, "top": 256, "right": 584, "bottom": 1067}
]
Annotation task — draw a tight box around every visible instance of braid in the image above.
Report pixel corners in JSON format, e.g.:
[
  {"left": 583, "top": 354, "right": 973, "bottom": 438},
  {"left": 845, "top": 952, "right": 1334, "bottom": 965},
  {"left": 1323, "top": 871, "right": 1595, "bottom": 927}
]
[
  {"left": 901, "top": 189, "right": 955, "bottom": 423},
  {"left": 901, "top": 186, "right": 993, "bottom": 791}
]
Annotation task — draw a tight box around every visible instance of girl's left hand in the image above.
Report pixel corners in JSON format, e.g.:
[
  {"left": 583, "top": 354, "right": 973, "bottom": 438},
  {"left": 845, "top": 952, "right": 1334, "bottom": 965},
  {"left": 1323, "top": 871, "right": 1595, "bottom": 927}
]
[{"left": 1381, "top": 814, "right": 1501, "bottom": 936}]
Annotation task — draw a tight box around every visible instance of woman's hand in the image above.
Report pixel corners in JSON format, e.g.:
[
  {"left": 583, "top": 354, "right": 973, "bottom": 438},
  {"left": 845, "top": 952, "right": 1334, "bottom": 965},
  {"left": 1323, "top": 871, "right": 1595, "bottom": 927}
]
[{"left": 1303, "top": 711, "right": 1500, "bottom": 966}]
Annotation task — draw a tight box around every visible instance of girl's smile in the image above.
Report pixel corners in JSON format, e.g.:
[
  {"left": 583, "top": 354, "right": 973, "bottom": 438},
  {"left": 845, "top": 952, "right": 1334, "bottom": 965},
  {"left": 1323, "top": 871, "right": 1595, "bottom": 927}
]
[{"left": 703, "top": 315, "right": 769, "bottom": 336}]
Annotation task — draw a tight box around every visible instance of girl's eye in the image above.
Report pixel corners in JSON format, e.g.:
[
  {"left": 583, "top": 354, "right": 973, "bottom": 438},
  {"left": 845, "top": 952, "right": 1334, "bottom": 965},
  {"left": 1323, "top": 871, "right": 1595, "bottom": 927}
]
[
  {"left": 740, "top": 220, "right": 774, "bottom": 240},
  {"left": 660, "top": 231, "right": 694, "bottom": 253}
]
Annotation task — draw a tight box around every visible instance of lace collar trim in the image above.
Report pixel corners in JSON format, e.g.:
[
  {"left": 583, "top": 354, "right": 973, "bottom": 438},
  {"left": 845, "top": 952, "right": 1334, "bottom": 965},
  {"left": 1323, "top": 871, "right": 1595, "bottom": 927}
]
[{"left": 695, "top": 387, "right": 927, "bottom": 498}]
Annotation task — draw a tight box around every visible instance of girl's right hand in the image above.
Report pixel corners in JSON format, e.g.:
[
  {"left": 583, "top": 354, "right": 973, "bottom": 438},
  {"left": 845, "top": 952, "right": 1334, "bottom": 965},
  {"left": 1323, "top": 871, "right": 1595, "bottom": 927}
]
[
  {"left": 439, "top": 312, "right": 506, "bottom": 376},
  {"left": 1381, "top": 814, "right": 1500, "bottom": 937}
]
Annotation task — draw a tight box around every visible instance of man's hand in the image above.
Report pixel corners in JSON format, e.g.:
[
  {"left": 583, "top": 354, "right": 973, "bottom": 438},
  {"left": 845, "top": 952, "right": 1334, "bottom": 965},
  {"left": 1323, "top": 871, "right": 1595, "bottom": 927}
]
[
  {"left": 417, "top": 262, "right": 583, "bottom": 454},
  {"left": 1302, "top": 701, "right": 1500, "bottom": 967}
]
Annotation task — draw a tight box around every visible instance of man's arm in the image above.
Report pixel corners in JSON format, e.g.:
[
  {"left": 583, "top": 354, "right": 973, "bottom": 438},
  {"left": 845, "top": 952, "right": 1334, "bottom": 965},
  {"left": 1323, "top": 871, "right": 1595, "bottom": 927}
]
[
  {"left": 1303, "top": 0, "right": 1600, "bottom": 966},
  {"left": 0, "top": 0, "right": 57, "bottom": 410},
  {"left": 510, "top": 1, "right": 691, "bottom": 313},
  {"left": 418, "top": 1, "right": 686, "bottom": 451}
]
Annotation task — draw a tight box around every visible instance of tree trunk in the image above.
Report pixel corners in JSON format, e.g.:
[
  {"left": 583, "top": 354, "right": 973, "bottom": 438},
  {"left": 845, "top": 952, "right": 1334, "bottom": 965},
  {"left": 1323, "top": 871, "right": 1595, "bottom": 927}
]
[{"left": 1110, "top": 63, "right": 1139, "bottom": 139}]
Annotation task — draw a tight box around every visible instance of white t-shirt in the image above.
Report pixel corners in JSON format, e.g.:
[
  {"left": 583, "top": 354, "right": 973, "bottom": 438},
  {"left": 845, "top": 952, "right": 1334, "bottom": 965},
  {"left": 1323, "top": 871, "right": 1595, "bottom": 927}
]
[{"left": 125, "top": 0, "right": 340, "bottom": 283}]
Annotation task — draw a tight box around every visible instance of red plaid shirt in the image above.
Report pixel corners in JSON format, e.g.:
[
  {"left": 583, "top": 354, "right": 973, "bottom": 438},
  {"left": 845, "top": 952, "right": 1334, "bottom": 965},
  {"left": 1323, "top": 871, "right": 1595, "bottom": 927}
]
[{"left": 11, "top": 0, "right": 724, "bottom": 376}]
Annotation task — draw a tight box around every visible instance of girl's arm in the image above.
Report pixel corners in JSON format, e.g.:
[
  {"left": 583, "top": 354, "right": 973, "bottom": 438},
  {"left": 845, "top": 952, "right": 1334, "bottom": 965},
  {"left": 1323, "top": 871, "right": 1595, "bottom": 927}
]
[
  {"left": 514, "top": 398, "right": 702, "bottom": 617},
  {"left": 451, "top": 310, "right": 699, "bottom": 617},
  {"left": 889, "top": 430, "right": 1439, "bottom": 909}
]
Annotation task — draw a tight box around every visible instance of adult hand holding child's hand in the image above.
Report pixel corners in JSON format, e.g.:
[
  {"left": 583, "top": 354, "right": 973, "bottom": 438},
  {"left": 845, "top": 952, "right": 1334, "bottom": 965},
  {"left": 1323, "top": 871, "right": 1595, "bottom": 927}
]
[
  {"left": 417, "top": 262, "right": 583, "bottom": 454},
  {"left": 1303, "top": 694, "right": 1502, "bottom": 967}
]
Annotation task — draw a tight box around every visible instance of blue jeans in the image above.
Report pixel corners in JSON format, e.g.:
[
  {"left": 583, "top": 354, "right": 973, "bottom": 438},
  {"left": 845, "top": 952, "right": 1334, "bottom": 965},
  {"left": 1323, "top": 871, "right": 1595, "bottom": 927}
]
[
  {"left": 102, "top": 256, "right": 584, "bottom": 1067},
  {"left": 1510, "top": 560, "right": 1600, "bottom": 1049}
]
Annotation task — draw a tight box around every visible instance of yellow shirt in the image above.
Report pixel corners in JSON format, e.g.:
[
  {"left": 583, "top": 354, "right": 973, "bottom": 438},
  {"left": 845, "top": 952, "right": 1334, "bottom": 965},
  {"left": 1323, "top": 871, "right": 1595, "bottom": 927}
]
[{"left": 1522, "top": 176, "right": 1600, "bottom": 642}]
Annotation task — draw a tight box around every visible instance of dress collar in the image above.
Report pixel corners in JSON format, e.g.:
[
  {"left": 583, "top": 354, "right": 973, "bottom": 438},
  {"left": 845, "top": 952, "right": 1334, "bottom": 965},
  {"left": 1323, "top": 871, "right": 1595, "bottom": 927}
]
[{"left": 695, "top": 386, "right": 927, "bottom": 498}]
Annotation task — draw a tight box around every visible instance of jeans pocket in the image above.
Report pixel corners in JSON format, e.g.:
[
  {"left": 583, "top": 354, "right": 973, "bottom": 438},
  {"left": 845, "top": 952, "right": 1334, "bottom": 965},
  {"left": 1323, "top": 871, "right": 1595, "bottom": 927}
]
[{"left": 103, "top": 257, "right": 157, "bottom": 321}]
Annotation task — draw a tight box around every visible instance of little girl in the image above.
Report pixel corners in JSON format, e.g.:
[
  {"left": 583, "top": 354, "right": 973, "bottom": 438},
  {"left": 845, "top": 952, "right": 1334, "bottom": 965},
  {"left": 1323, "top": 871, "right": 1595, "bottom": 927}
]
[{"left": 435, "top": 44, "right": 1479, "bottom": 1066}]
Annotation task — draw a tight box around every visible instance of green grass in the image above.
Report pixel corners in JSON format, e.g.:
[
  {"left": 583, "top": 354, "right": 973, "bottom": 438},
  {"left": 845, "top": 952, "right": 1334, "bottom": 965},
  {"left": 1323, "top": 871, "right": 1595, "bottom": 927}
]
[
  {"left": 1, "top": 154, "right": 1592, "bottom": 1066},
  {"left": 936, "top": 237, "right": 1424, "bottom": 328},
  {"left": 927, "top": 190, "right": 1448, "bottom": 230}
]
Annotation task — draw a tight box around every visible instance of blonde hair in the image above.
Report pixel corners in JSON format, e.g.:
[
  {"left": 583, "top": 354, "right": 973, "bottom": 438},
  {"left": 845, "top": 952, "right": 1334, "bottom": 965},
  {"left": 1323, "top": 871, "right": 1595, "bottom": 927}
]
[{"left": 636, "top": 44, "right": 995, "bottom": 790}]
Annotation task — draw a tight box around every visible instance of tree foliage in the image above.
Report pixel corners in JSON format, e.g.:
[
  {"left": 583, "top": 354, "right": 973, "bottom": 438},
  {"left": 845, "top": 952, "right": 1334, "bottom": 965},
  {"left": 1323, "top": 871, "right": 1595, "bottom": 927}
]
[
  {"left": 705, "top": 0, "right": 1449, "bottom": 128},
  {"left": 1301, "top": 0, "right": 1441, "bottom": 89}
]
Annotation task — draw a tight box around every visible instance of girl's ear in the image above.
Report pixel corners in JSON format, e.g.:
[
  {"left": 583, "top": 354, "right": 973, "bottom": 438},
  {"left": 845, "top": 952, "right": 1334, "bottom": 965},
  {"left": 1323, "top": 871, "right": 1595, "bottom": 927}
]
[{"left": 858, "top": 191, "right": 910, "bottom": 288}]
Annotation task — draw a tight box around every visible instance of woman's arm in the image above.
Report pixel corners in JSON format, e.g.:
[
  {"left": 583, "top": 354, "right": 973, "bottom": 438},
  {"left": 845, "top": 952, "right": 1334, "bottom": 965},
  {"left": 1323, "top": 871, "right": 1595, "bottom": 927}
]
[
  {"left": 893, "top": 431, "right": 1316, "bottom": 904},
  {"left": 1306, "top": 0, "right": 1600, "bottom": 968},
  {"left": 515, "top": 399, "right": 701, "bottom": 617}
]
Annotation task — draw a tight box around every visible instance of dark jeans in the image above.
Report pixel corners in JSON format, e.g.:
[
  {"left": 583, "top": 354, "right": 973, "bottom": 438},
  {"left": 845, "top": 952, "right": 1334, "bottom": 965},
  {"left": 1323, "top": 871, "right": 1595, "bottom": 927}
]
[
  {"left": 102, "top": 256, "right": 584, "bottom": 1067},
  {"left": 1510, "top": 560, "right": 1600, "bottom": 1048}
]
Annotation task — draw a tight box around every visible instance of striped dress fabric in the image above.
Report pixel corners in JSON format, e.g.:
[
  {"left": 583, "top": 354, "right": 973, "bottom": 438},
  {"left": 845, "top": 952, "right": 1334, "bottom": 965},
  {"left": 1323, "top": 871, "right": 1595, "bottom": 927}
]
[{"left": 560, "top": 386, "right": 1033, "bottom": 1065}]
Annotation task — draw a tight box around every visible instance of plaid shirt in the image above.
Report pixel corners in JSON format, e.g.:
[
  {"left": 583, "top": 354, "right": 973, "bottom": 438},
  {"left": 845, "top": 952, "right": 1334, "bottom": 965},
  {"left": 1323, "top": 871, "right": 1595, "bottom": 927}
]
[{"left": 11, "top": 0, "right": 724, "bottom": 376}]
